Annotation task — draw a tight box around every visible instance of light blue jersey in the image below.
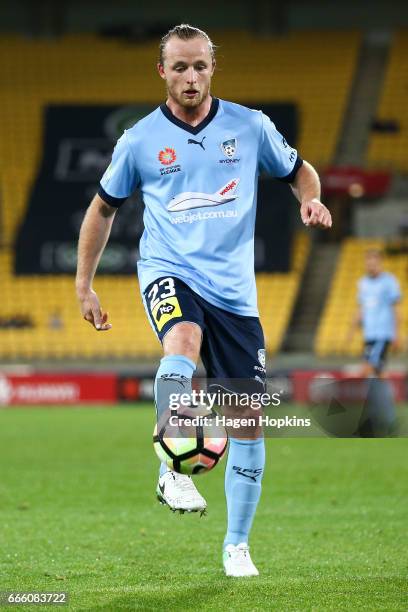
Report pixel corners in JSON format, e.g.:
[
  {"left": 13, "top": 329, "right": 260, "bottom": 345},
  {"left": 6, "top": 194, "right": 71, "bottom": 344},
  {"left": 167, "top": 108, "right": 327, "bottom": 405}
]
[
  {"left": 99, "top": 98, "right": 301, "bottom": 316},
  {"left": 358, "top": 272, "right": 401, "bottom": 341}
]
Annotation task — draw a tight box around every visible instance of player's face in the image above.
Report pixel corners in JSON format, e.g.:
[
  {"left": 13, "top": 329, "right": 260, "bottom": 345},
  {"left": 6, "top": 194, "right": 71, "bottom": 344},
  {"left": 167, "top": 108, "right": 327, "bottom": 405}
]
[
  {"left": 366, "top": 253, "right": 382, "bottom": 276},
  {"left": 158, "top": 36, "right": 215, "bottom": 109}
]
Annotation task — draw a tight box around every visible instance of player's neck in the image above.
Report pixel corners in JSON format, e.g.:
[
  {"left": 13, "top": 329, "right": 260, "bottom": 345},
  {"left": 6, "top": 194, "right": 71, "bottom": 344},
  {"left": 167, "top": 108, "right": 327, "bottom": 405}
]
[{"left": 165, "top": 95, "right": 213, "bottom": 127}]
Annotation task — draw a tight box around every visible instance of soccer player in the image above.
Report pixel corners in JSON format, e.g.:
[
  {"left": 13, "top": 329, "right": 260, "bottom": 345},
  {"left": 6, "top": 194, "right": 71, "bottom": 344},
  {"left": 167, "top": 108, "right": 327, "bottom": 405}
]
[
  {"left": 347, "top": 249, "right": 402, "bottom": 435},
  {"left": 348, "top": 249, "right": 402, "bottom": 376},
  {"left": 76, "top": 24, "right": 332, "bottom": 576}
]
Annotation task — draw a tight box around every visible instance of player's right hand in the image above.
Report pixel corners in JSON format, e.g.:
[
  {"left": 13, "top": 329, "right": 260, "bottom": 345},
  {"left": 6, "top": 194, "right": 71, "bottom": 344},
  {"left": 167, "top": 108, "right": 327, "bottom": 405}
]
[{"left": 77, "top": 288, "right": 112, "bottom": 331}]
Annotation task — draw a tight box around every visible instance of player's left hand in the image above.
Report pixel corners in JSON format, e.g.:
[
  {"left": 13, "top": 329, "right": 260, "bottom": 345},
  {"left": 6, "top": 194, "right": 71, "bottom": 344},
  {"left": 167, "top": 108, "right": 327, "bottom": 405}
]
[{"left": 300, "top": 199, "right": 332, "bottom": 229}]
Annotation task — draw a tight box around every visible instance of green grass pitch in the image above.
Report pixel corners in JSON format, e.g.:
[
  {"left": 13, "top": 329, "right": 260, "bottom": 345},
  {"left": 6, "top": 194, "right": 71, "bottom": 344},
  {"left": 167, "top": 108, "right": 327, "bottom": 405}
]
[{"left": 1, "top": 405, "right": 407, "bottom": 611}]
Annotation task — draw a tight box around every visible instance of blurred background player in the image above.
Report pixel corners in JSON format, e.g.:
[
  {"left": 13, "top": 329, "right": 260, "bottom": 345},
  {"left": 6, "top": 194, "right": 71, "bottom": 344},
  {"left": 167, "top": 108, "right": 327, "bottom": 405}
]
[
  {"left": 347, "top": 248, "right": 402, "bottom": 435},
  {"left": 75, "top": 24, "right": 331, "bottom": 577},
  {"left": 348, "top": 248, "right": 402, "bottom": 376}
]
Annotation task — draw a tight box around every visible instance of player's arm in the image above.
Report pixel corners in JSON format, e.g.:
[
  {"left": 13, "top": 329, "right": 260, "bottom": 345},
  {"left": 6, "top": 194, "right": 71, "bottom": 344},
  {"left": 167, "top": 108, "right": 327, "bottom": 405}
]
[
  {"left": 290, "top": 160, "right": 332, "bottom": 229},
  {"left": 257, "top": 114, "right": 331, "bottom": 229},
  {"left": 392, "top": 303, "right": 402, "bottom": 351},
  {"left": 388, "top": 276, "right": 403, "bottom": 351},
  {"left": 75, "top": 194, "right": 117, "bottom": 331},
  {"left": 76, "top": 131, "right": 139, "bottom": 330}
]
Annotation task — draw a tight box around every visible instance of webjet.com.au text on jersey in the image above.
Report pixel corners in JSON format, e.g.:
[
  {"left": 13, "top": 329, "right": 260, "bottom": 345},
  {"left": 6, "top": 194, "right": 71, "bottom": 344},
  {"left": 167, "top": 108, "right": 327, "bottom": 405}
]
[{"left": 170, "top": 209, "right": 238, "bottom": 224}]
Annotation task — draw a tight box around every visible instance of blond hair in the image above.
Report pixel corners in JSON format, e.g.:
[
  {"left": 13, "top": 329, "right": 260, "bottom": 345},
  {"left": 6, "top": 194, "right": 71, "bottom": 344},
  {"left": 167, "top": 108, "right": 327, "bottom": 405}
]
[{"left": 159, "top": 24, "right": 216, "bottom": 65}]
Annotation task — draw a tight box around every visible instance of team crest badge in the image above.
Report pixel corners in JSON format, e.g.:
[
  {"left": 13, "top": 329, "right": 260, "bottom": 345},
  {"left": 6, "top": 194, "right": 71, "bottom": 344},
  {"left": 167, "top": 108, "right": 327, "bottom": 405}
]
[
  {"left": 221, "top": 138, "right": 237, "bottom": 158},
  {"left": 257, "top": 349, "right": 266, "bottom": 369}
]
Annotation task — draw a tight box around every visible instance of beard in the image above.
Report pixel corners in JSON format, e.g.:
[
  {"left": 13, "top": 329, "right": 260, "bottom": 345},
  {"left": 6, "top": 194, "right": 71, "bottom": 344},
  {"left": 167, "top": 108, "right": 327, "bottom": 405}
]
[{"left": 167, "top": 82, "right": 210, "bottom": 110}]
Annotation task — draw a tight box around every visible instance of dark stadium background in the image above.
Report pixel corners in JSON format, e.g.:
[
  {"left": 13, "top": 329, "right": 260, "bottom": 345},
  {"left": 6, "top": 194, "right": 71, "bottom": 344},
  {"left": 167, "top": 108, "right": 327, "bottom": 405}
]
[{"left": 0, "top": 2, "right": 407, "bottom": 609}]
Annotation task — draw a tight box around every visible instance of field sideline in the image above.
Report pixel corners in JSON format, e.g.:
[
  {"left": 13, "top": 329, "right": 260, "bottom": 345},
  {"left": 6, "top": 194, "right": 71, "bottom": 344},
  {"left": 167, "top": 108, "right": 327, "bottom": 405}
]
[{"left": 1, "top": 405, "right": 407, "bottom": 611}]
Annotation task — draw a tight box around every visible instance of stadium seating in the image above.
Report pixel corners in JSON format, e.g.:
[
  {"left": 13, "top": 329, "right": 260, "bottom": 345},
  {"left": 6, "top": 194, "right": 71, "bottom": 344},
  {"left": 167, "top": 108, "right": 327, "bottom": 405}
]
[
  {"left": 315, "top": 238, "right": 407, "bottom": 356},
  {"left": 0, "top": 31, "right": 359, "bottom": 245},
  {"left": 367, "top": 30, "right": 408, "bottom": 171},
  {"left": 0, "top": 233, "right": 309, "bottom": 360},
  {"left": 258, "top": 231, "right": 310, "bottom": 354},
  {"left": 214, "top": 31, "right": 359, "bottom": 167}
]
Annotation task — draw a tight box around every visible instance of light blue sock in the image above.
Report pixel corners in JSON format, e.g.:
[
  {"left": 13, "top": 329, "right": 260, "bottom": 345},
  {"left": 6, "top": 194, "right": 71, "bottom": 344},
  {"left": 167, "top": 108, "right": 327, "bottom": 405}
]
[
  {"left": 224, "top": 437, "right": 265, "bottom": 548},
  {"left": 154, "top": 354, "right": 196, "bottom": 477}
]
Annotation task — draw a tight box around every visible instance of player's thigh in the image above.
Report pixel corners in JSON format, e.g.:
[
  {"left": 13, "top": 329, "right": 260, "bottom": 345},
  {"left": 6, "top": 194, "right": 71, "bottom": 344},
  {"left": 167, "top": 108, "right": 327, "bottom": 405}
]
[
  {"left": 200, "top": 307, "right": 265, "bottom": 438},
  {"left": 201, "top": 308, "right": 265, "bottom": 380},
  {"left": 143, "top": 276, "right": 204, "bottom": 358}
]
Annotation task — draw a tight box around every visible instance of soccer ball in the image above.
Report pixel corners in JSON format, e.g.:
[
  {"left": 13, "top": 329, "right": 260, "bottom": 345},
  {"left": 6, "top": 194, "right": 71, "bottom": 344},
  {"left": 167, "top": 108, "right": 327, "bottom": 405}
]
[
  {"left": 224, "top": 144, "right": 235, "bottom": 157},
  {"left": 153, "top": 406, "right": 228, "bottom": 475}
]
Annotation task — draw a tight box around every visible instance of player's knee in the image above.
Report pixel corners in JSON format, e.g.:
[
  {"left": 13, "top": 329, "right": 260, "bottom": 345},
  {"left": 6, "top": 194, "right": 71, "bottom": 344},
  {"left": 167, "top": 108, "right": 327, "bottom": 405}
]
[
  {"left": 163, "top": 322, "right": 202, "bottom": 361},
  {"left": 222, "top": 404, "right": 263, "bottom": 439}
]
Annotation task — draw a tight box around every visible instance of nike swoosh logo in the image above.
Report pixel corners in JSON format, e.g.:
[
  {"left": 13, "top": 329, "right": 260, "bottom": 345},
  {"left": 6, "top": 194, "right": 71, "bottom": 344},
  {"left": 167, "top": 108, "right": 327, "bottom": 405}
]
[{"left": 167, "top": 178, "right": 240, "bottom": 212}]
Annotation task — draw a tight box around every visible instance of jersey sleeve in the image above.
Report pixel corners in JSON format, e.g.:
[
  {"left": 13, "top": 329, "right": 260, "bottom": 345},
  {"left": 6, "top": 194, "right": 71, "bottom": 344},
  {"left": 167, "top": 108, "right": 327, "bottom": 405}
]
[
  {"left": 98, "top": 131, "right": 140, "bottom": 207},
  {"left": 387, "top": 275, "right": 401, "bottom": 304},
  {"left": 258, "top": 112, "right": 303, "bottom": 182}
]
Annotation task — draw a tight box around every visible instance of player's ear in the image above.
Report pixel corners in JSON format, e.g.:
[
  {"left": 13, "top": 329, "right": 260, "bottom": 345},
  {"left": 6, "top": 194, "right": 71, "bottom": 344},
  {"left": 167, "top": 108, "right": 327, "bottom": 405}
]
[
  {"left": 211, "top": 59, "right": 216, "bottom": 76},
  {"left": 157, "top": 62, "right": 166, "bottom": 80}
]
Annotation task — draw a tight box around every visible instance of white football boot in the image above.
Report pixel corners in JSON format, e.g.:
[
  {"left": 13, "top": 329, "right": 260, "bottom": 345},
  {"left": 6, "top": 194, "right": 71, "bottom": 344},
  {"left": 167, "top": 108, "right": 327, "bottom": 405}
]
[
  {"left": 223, "top": 542, "right": 259, "bottom": 577},
  {"left": 156, "top": 471, "right": 207, "bottom": 515}
]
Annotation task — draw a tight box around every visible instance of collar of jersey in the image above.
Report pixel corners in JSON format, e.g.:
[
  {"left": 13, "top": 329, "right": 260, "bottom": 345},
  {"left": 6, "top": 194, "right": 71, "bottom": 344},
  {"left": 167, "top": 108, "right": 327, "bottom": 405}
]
[{"left": 160, "top": 97, "right": 219, "bottom": 135}]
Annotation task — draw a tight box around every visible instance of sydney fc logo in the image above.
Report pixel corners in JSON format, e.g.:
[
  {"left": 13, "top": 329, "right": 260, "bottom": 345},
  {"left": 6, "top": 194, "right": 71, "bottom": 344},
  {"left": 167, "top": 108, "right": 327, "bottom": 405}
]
[{"left": 221, "top": 138, "right": 237, "bottom": 158}]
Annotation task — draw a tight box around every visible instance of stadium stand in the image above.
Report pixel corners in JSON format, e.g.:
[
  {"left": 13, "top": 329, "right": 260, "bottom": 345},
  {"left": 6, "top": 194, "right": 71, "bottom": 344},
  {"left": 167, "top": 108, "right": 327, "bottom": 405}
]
[
  {"left": 315, "top": 238, "right": 408, "bottom": 356},
  {"left": 214, "top": 30, "right": 359, "bottom": 166},
  {"left": 0, "top": 31, "right": 360, "bottom": 245},
  {"left": 367, "top": 30, "right": 408, "bottom": 171},
  {"left": 0, "top": 233, "right": 309, "bottom": 359},
  {"left": 258, "top": 232, "right": 310, "bottom": 354}
]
